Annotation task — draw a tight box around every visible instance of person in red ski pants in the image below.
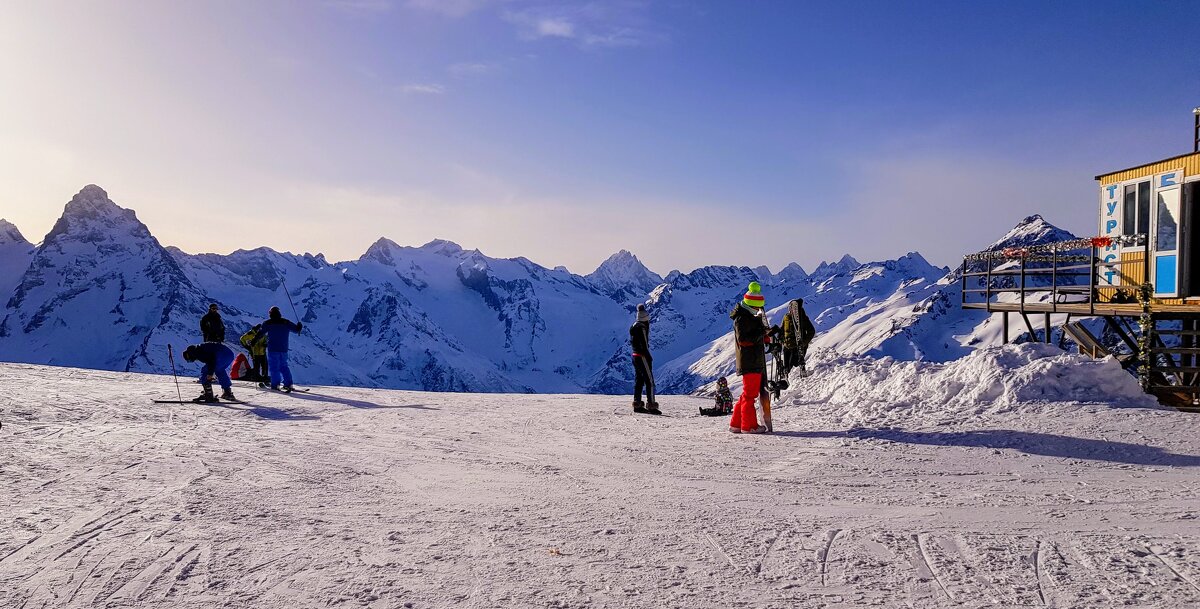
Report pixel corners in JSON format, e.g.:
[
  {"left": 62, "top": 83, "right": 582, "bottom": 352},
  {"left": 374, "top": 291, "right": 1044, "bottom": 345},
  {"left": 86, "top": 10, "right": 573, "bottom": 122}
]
[
  {"left": 729, "top": 371, "right": 763, "bottom": 432},
  {"left": 728, "top": 281, "right": 769, "bottom": 434}
]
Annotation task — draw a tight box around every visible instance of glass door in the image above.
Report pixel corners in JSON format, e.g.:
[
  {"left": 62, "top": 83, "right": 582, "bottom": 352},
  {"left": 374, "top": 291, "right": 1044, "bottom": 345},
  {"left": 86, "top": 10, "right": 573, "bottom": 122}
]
[{"left": 1155, "top": 187, "right": 1181, "bottom": 297}]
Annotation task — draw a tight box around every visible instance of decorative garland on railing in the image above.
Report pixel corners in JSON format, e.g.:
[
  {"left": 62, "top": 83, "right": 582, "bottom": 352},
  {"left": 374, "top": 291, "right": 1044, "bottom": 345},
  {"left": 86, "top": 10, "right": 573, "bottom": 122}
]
[
  {"left": 963, "top": 234, "right": 1147, "bottom": 262},
  {"left": 1137, "top": 281, "right": 1153, "bottom": 391}
]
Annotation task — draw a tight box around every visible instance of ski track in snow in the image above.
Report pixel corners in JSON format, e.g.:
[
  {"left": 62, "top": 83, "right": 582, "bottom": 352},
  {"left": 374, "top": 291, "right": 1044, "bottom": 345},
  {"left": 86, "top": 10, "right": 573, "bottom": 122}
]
[{"left": 2, "top": 362, "right": 1200, "bottom": 608}]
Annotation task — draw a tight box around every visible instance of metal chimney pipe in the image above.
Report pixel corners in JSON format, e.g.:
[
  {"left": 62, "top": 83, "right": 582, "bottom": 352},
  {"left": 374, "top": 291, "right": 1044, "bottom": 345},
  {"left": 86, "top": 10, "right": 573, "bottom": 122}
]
[{"left": 1194, "top": 106, "right": 1200, "bottom": 153}]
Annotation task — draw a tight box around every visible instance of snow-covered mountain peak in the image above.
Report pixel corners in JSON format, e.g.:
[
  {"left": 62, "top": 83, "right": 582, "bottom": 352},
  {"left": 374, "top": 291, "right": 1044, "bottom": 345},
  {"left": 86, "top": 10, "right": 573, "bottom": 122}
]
[
  {"left": 420, "top": 238, "right": 464, "bottom": 256},
  {"left": 62, "top": 184, "right": 122, "bottom": 219},
  {"left": 985, "top": 214, "right": 1076, "bottom": 252},
  {"left": 0, "top": 219, "right": 28, "bottom": 246},
  {"left": 361, "top": 237, "right": 403, "bottom": 265},
  {"left": 811, "top": 254, "right": 861, "bottom": 281},
  {"left": 887, "top": 251, "right": 944, "bottom": 276},
  {"left": 43, "top": 184, "right": 154, "bottom": 247},
  {"left": 775, "top": 262, "right": 808, "bottom": 283},
  {"left": 667, "top": 265, "right": 760, "bottom": 291},
  {"left": 586, "top": 250, "right": 663, "bottom": 301}
]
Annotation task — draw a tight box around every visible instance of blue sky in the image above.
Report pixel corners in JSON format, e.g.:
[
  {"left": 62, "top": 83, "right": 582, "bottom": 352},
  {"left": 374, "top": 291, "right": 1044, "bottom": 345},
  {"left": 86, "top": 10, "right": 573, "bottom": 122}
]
[{"left": 2, "top": 1, "right": 1199, "bottom": 274}]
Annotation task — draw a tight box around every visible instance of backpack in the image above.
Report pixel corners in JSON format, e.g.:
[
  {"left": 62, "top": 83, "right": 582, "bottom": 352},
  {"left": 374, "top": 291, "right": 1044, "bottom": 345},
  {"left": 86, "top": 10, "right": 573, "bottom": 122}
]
[{"left": 230, "top": 353, "right": 251, "bottom": 380}]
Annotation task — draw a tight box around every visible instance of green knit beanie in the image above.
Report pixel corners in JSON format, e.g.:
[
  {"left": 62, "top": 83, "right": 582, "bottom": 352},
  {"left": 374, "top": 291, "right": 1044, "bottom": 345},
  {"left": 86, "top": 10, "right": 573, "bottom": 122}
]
[{"left": 742, "top": 281, "right": 764, "bottom": 308}]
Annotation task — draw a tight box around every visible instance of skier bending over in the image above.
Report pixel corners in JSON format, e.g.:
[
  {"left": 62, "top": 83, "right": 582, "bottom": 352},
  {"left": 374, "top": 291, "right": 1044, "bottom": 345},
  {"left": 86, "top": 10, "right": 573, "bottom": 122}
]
[
  {"left": 259, "top": 306, "right": 302, "bottom": 392},
  {"left": 183, "top": 342, "right": 237, "bottom": 403},
  {"left": 630, "top": 304, "right": 661, "bottom": 415},
  {"left": 729, "top": 282, "right": 769, "bottom": 434}
]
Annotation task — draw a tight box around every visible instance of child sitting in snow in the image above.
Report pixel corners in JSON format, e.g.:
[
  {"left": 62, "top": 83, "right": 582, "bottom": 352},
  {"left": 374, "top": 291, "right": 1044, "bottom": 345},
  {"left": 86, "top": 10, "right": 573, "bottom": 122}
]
[{"left": 700, "top": 377, "right": 735, "bottom": 416}]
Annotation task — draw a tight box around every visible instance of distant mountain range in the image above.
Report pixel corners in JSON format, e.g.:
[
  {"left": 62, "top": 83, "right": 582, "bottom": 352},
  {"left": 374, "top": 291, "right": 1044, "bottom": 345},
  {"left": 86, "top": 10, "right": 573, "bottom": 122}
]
[{"left": 0, "top": 185, "right": 1072, "bottom": 393}]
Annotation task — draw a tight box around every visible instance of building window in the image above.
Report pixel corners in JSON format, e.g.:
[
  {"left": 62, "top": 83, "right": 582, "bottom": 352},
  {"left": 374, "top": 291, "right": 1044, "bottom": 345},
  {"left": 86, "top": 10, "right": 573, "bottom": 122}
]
[{"left": 1123, "top": 180, "right": 1151, "bottom": 236}]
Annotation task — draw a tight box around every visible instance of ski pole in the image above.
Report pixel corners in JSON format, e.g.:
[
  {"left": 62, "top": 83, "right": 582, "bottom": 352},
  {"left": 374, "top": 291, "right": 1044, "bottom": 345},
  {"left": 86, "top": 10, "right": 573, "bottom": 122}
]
[
  {"left": 168, "top": 344, "right": 184, "bottom": 404},
  {"left": 280, "top": 276, "right": 301, "bottom": 324}
]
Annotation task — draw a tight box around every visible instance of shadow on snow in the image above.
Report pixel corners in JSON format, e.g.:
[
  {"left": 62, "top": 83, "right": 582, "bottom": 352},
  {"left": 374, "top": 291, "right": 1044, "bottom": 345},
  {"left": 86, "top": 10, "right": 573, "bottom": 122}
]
[
  {"left": 280, "top": 390, "right": 438, "bottom": 411},
  {"left": 772, "top": 429, "right": 1200, "bottom": 467}
]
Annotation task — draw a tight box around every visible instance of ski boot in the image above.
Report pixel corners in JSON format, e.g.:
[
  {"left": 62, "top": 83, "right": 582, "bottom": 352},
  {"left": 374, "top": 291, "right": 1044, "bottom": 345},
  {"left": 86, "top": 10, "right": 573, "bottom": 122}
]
[
  {"left": 193, "top": 385, "right": 218, "bottom": 403},
  {"left": 220, "top": 388, "right": 237, "bottom": 402},
  {"left": 632, "top": 400, "right": 648, "bottom": 414},
  {"left": 646, "top": 401, "right": 662, "bottom": 415},
  {"left": 281, "top": 385, "right": 294, "bottom": 393}
]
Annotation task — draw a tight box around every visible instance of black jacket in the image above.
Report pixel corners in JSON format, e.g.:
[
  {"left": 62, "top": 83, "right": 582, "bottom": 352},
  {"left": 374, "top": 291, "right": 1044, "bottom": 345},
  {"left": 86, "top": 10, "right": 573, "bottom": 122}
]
[
  {"left": 630, "top": 321, "right": 651, "bottom": 358},
  {"left": 201, "top": 311, "right": 225, "bottom": 343},
  {"left": 731, "top": 304, "right": 766, "bottom": 374}
]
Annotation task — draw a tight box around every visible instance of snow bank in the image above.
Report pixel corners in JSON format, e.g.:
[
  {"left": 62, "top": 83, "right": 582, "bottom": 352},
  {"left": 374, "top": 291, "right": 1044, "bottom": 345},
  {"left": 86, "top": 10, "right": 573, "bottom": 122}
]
[{"left": 782, "top": 343, "right": 1160, "bottom": 427}]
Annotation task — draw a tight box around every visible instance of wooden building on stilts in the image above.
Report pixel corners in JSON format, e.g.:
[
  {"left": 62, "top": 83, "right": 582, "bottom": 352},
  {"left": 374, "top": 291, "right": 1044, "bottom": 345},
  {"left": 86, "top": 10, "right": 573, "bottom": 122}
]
[{"left": 961, "top": 108, "right": 1200, "bottom": 407}]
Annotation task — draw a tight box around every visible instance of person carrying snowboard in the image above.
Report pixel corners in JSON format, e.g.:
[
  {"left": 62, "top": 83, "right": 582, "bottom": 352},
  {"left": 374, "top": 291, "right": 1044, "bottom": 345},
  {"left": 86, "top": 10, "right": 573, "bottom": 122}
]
[
  {"left": 729, "top": 282, "right": 769, "bottom": 434},
  {"left": 201, "top": 303, "right": 225, "bottom": 343},
  {"left": 630, "top": 304, "right": 660, "bottom": 415},
  {"left": 259, "top": 306, "right": 302, "bottom": 391},
  {"left": 240, "top": 324, "right": 269, "bottom": 382},
  {"left": 780, "top": 298, "right": 815, "bottom": 376},
  {"left": 182, "top": 342, "right": 237, "bottom": 402}
]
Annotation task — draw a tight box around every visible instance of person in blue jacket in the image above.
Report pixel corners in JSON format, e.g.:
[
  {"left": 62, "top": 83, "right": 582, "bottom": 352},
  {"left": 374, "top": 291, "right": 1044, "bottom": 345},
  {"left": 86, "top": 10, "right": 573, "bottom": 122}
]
[
  {"left": 259, "top": 306, "right": 303, "bottom": 392},
  {"left": 182, "top": 342, "right": 237, "bottom": 402}
]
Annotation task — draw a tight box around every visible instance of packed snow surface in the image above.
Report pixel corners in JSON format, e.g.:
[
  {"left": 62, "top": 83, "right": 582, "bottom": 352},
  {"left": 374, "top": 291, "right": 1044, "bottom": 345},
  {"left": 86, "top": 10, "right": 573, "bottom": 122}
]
[{"left": 3, "top": 348, "right": 1200, "bottom": 608}]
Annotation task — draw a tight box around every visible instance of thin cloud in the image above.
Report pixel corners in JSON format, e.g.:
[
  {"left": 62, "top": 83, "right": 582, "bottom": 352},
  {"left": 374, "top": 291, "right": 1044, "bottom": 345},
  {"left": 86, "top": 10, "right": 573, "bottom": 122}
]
[
  {"left": 324, "top": 0, "right": 395, "bottom": 14},
  {"left": 448, "top": 62, "right": 497, "bottom": 77},
  {"left": 536, "top": 17, "right": 576, "bottom": 38},
  {"left": 582, "top": 27, "right": 661, "bottom": 49},
  {"left": 503, "top": 3, "right": 663, "bottom": 48},
  {"left": 404, "top": 0, "right": 495, "bottom": 18},
  {"left": 399, "top": 83, "right": 446, "bottom": 95}
]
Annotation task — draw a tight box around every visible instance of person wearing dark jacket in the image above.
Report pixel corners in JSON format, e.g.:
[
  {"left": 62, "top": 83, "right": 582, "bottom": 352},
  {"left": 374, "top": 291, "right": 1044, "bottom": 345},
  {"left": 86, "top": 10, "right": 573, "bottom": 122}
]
[
  {"left": 729, "top": 282, "right": 769, "bottom": 434},
  {"left": 200, "top": 304, "right": 225, "bottom": 343},
  {"left": 183, "top": 342, "right": 236, "bottom": 402},
  {"left": 780, "top": 298, "right": 816, "bottom": 375},
  {"left": 260, "top": 306, "right": 302, "bottom": 391},
  {"left": 630, "top": 304, "right": 660, "bottom": 414}
]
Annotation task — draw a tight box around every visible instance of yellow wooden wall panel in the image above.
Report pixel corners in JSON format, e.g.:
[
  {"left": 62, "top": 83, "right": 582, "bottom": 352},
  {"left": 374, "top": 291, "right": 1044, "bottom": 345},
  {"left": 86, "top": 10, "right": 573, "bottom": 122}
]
[
  {"left": 1120, "top": 252, "right": 1145, "bottom": 286},
  {"left": 1098, "top": 152, "right": 1200, "bottom": 185}
]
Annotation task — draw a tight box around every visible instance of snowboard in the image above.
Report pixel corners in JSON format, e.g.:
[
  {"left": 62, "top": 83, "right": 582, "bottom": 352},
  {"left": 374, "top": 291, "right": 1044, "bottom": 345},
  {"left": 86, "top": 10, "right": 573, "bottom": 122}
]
[
  {"left": 255, "top": 385, "right": 310, "bottom": 393},
  {"left": 153, "top": 398, "right": 246, "bottom": 405}
]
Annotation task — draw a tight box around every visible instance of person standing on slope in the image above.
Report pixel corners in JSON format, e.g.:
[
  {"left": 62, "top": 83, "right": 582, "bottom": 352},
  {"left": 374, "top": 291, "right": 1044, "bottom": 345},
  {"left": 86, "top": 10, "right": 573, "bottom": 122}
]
[
  {"left": 630, "top": 304, "right": 660, "bottom": 415},
  {"left": 259, "top": 306, "right": 302, "bottom": 392},
  {"left": 729, "top": 282, "right": 769, "bottom": 434},
  {"left": 780, "top": 298, "right": 816, "bottom": 376},
  {"left": 182, "top": 342, "right": 237, "bottom": 402},
  {"left": 240, "top": 324, "right": 270, "bottom": 383},
  {"left": 201, "top": 303, "right": 226, "bottom": 343}
]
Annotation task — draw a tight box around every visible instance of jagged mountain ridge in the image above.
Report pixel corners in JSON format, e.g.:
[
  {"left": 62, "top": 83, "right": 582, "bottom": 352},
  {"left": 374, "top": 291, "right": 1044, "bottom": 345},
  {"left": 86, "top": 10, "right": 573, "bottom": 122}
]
[
  {"left": 0, "top": 185, "right": 1062, "bottom": 394},
  {"left": 659, "top": 215, "right": 1083, "bottom": 395}
]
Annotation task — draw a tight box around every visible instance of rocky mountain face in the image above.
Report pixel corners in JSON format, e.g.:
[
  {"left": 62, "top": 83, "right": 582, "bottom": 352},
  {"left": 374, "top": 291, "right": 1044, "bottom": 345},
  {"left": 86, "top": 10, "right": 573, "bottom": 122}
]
[
  {"left": 0, "top": 186, "right": 1081, "bottom": 394},
  {"left": 0, "top": 219, "right": 35, "bottom": 304},
  {"left": 0, "top": 186, "right": 213, "bottom": 371},
  {"left": 585, "top": 250, "right": 663, "bottom": 305}
]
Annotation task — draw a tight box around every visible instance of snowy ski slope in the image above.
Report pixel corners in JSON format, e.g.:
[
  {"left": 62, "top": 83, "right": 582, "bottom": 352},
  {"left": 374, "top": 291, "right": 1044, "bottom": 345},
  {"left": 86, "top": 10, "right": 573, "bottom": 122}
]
[{"left": 3, "top": 348, "right": 1200, "bottom": 608}]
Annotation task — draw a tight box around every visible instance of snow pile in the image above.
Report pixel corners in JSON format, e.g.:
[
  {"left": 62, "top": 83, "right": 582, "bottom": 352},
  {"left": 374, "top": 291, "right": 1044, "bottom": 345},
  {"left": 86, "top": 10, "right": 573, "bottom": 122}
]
[{"left": 784, "top": 343, "right": 1160, "bottom": 427}]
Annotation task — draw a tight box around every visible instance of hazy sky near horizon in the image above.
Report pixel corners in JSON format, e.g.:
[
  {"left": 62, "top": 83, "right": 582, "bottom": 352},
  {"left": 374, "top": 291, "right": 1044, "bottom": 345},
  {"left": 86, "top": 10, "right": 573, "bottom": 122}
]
[{"left": 2, "top": 1, "right": 1199, "bottom": 275}]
